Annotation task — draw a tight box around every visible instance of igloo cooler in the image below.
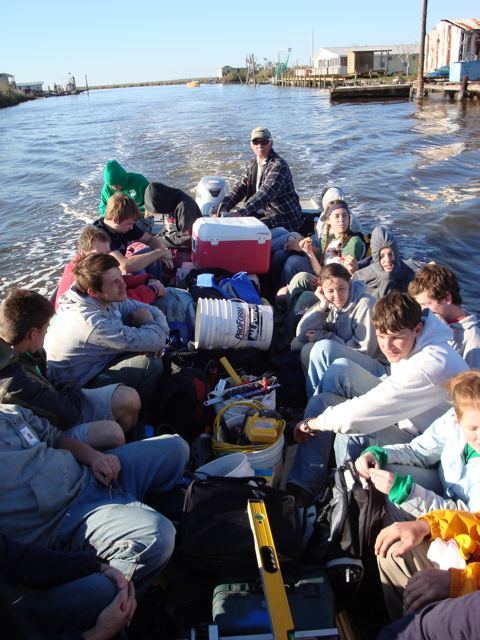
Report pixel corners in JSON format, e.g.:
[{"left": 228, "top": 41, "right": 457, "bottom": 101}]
[{"left": 191, "top": 217, "right": 271, "bottom": 274}]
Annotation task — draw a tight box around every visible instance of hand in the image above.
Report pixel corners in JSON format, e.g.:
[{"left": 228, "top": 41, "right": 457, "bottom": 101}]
[
  {"left": 299, "top": 237, "right": 314, "bottom": 255},
  {"left": 210, "top": 206, "right": 218, "bottom": 217},
  {"left": 369, "top": 468, "right": 395, "bottom": 495},
  {"left": 91, "top": 453, "right": 121, "bottom": 485},
  {"left": 147, "top": 279, "right": 166, "bottom": 299},
  {"left": 83, "top": 581, "right": 137, "bottom": 640},
  {"left": 375, "top": 519, "right": 431, "bottom": 558},
  {"left": 285, "top": 236, "right": 303, "bottom": 252},
  {"left": 403, "top": 568, "right": 451, "bottom": 613},
  {"left": 313, "top": 286, "right": 329, "bottom": 307},
  {"left": 99, "top": 564, "right": 129, "bottom": 592},
  {"left": 355, "top": 452, "right": 379, "bottom": 479},
  {"left": 128, "top": 308, "right": 154, "bottom": 326},
  {"left": 305, "top": 329, "right": 317, "bottom": 343},
  {"left": 293, "top": 419, "right": 317, "bottom": 444},
  {"left": 340, "top": 255, "right": 359, "bottom": 274}
]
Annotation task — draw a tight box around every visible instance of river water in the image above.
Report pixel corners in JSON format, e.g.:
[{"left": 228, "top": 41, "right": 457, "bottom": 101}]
[{"left": 1, "top": 84, "right": 479, "bottom": 311}]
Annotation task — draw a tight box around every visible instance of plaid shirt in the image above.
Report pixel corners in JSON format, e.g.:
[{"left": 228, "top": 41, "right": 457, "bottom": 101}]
[{"left": 221, "top": 150, "right": 302, "bottom": 232}]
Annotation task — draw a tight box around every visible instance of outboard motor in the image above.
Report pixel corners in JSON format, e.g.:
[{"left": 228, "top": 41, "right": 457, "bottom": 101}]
[{"left": 195, "top": 176, "right": 228, "bottom": 216}]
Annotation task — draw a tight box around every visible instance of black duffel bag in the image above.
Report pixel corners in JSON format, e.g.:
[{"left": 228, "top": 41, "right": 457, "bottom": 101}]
[{"left": 179, "top": 476, "right": 302, "bottom": 578}]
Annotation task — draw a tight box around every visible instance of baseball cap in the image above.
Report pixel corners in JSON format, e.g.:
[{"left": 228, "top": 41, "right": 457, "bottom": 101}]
[{"left": 250, "top": 127, "right": 272, "bottom": 141}]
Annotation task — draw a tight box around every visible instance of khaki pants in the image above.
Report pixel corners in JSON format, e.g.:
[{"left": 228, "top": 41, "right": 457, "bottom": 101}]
[{"left": 377, "top": 540, "right": 435, "bottom": 621}]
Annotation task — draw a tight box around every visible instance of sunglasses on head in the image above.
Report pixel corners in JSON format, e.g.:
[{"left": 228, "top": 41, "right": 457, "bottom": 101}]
[{"left": 252, "top": 138, "right": 270, "bottom": 145}]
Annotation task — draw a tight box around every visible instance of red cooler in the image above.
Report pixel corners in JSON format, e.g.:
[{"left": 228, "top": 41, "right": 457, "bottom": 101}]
[{"left": 192, "top": 217, "right": 271, "bottom": 273}]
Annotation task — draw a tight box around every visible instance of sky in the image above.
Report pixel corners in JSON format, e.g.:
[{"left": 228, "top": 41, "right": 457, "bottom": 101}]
[{"left": 2, "top": 0, "right": 479, "bottom": 88}]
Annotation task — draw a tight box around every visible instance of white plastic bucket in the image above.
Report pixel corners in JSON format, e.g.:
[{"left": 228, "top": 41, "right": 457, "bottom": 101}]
[
  {"left": 195, "top": 298, "right": 273, "bottom": 350},
  {"left": 245, "top": 435, "right": 284, "bottom": 471},
  {"left": 195, "top": 453, "right": 254, "bottom": 478}
]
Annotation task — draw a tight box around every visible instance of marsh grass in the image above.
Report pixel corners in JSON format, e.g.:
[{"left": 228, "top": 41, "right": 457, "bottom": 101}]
[{"left": 0, "top": 85, "right": 33, "bottom": 108}]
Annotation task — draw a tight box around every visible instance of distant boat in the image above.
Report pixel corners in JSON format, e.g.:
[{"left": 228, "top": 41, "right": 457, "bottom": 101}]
[{"left": 186, "top": 80, "right": 201, "bottom": 88}]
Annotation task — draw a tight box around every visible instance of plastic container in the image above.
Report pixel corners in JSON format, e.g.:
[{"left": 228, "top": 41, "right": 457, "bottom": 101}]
[
  {"left": 192, "top": 217, "right": 271, "bottom": 273},
  {"left": 195, "top": 298, "right": 273, "bottom": 350},
  {"left": 244, "top": 435, "right": 285, "bottom": 471},
  {"left": 195, "top": 453, "right": 254, "bottom": 478}
]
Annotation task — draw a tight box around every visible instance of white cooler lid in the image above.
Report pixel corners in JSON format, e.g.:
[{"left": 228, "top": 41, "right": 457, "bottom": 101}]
[{"left": 192, "top": 216, "right": 272, "bottom": 243}]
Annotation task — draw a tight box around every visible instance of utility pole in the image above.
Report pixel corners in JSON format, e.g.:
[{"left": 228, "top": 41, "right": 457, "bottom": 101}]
[{"left": 417, "top": 0, "right": 428, "bottom": 99}]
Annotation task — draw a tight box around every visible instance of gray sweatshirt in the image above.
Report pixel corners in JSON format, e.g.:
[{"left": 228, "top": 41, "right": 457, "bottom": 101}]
[
  {"left": 292, "top": 280, "right": 384, "bottom": 362},
  {"left": 0, "top": 405, "right": 89, "bottom": 546},
  {"left": 45, "top": 288, "right": 169, "bottom": 386},
  {"left": 352, "top": 225, "right": 421, "bottom": 299}
]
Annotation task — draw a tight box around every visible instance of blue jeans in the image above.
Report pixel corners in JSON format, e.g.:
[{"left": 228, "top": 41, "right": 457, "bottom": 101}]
[
  {"left": 270, "top": 227, "right": 290, "bottom": 251},
  {"left": 270, "top": 228, "right": 313, "bottom": 289},
  {"left": 54, "top": 435, "right": 189, "bottom": 596},
  {"left": 307, "top": 340, "right": 389, "bottom": 398},
  {"left": 288, "top": 392, "right": 345, "bottom": 499},
  {"left": 12, "top": 573, "right": 119, "bottom": 636}
]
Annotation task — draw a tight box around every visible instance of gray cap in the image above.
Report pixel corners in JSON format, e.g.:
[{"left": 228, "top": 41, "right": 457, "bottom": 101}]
[{"left": 250, "top": 127, "right": 272, "bottom": 141}]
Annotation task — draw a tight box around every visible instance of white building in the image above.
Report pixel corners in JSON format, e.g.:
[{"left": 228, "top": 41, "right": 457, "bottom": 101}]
[
  {"left": 0, "top": 73, "right": 15, "bottom": 86},
  {"left": 16, "top": 81, "right": 44, "bottom": 92},
  {"left": 312, "top": 45, "right": 419, "bottom": 76},
  {"left": 425, "top": 18, "right": 480, "bottom": 73}
]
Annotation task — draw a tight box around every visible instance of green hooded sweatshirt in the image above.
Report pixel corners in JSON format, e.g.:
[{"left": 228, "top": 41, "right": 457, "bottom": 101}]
[{"left": 99, "top": 160, "right": 149, "bottom": 216}]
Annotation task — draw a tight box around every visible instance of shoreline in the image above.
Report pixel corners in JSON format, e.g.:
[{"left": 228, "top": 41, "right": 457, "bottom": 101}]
[{"left": 0, "top": 87, "right": 36, "bottom": 109}]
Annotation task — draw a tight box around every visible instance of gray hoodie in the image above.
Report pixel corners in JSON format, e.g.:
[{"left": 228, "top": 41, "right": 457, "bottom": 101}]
[
  {"left": 0, "top": 405, "right": 89, "bottom": 546},
  {"left": 449, "top": 313, "right": 480, "bottom": 369},
  {"left": 292, "top": 280, "right": 384, "bottom": 361},
  {"left": 45, "top": 288, "right": 169, "bottom": 386},
  {"left": 352, "top": 225, "right": 421, "bottom": 299}
]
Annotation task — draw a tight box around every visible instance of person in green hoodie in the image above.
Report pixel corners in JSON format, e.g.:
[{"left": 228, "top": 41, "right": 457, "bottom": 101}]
[{"left": 99, "top": 160, "right": 149, "bottom": 216}]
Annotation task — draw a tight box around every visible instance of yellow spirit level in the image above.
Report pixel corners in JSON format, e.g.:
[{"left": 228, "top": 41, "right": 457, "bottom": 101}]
[{"left": 247, "top": 499, "right": 295, "bottom": 640}]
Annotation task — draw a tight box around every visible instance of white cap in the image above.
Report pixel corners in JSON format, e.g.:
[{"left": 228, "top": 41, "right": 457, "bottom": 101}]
[{"left": 320, "top": 187, "right": 346, "bottom": 221}]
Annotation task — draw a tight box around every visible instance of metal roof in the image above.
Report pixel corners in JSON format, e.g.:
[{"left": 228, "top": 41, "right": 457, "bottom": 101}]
[{"left": 443, "top": 18, "right": 480, "bottom": 31}]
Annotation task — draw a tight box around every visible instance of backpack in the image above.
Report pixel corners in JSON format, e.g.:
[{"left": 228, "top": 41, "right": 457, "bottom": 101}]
[
  {"left": 351, "top": 231, "right": 372, "bottom": 259},
  {"left": 179, "top": 476, "right": 302, "bottom": 578},
  {"left": 152, "top": 357, "right": 210, "bottom": 443},
  {"left": 304, "top": 461, "right": 385, "bottom": 607},
  {"left": 186, "top": 268, "right": 262, "bottom": 304},
  {"left": 155, "top": 287, "right": 196, "bottom": 349}
]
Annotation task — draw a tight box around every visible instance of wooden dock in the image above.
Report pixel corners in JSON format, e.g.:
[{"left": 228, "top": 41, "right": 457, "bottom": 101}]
[
  {"left": 330, "top": 83, "right": 411, "bottom": 100},
  {"left": 424, "top": 81, "right": 480, "bottom": 100}
]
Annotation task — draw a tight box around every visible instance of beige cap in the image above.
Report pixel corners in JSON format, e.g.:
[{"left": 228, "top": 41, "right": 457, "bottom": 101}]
[{"left": 250, "top": 127, "right": 272, "bottom": 141}]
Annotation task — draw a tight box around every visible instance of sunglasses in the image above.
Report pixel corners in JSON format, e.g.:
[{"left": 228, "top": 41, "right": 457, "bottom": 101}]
[{"left": 251, "top": 138, "right": 270, "bottom": 145}]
